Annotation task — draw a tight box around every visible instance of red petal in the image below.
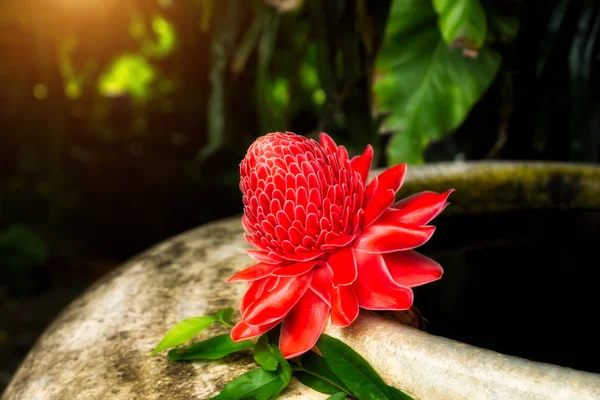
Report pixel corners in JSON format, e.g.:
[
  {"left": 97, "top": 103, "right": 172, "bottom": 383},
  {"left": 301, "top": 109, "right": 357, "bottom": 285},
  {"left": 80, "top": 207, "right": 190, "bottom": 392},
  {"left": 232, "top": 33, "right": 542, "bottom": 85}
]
[
  {"left": 362, "top": 164, "right": 407, "bottom": 227},
  {"left": 350, "top": 145, "right": 374, "bottom": 185},
  {"left": 310, "top": 266, "right": 332, "bottom": 306},
  {"left": 377, "top": 164, "right": 407, "bottom": 193},
  {"left": 242, "top": 215, "right": 254, "bottom": 234},
  {"left": 319, "top": 132, "right": 338, "bottom": 153},
  {"left": 228, "top": 262, "right": 279, "bottom": 282},
  {"left": 363, "top": 176, "right": 378, "bottom": 206},
  {"left": 362, "top": 188, "right": 396, "bottom": 227},
  {"left": 384, "top": 189, "right": 454, "bottom": 225},
  {"left": 272, "top": 260, "right": 318, "bottom": 277},
  {"left": 279, "top": 249, "right": 326, "bottom": 262},
  {"left": 354, "top": 222, "right": 435, "bottom": 253},
  {"left": 320, "top": 234, "right": 355, "bottom": 249},
  {"left": 279, "top": 290, "right": 330, "bottom": 358},
  {"left": 353, "top": 252, "right": 413, "bottom": 310},
  {"left": 330, "top": 285, "right": 359, "bottom": 327},
  {"left": 326, "top": 247, "right": 357, "bottom": 287},
  {"left": 246, "top": 250, "right": 282, "bottom": 264},
  {"left": 231, "top": 320, "right": 280, "bottom": 341},
  {"left": 240, "top": 278, "right": 271, "bottom": 314},
  {"left": 383, "top": 251, "right": 443, "bottom": 287},
  {"left": 242, "top": 274, "right": 312, "bottom": 326}
]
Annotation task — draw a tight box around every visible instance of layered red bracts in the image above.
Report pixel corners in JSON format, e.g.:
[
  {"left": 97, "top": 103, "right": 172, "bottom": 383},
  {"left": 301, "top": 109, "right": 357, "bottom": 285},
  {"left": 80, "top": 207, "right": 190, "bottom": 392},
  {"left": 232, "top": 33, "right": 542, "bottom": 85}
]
[{"left": 229, "top": 132, "right": 453, "bottom": 358}]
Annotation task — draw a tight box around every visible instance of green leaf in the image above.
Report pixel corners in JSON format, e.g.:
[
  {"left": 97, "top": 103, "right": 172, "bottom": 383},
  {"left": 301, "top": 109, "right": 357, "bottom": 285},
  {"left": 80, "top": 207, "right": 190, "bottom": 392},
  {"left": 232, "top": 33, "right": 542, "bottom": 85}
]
[
  {"left": 317, "top": 335, "right": 391, "bottom": 400},
  {"left": 388, "top": 385, "right": 413, "bottom": 400},
  {"left": 433, "top": 0, "right": 487, "bottom": 49},
  {"left": 254, "top": 336, "right": 279, "bottom": 371},
  {"left": 327, "top": 393, "right": 347, "bottom": 400},
  {"left": 167, "top": 334, "right": 253, "bottom": 361},
  {"left": 251, "top": 336, "right": 292, "bottom": 398},
  {"left": 295, "top": 372, "right": 340, "bottom": 395},
  {"left": 210, "top": 368, "right": 283, "bottom": 400},
  {"left": 295, "top": 351, "right": 350, "bottom": 395},
  {"left": 214, "top": 308, "right": 235, "bottom": 326},
  {"left": 268, "top": 343, "right": 292, "bottom": 398},
  {"left": 150, "top": 308, "right": 235, "bottom": 356},
  {"left": 375, "top": 0, "right": 501, "bottom": 165}
]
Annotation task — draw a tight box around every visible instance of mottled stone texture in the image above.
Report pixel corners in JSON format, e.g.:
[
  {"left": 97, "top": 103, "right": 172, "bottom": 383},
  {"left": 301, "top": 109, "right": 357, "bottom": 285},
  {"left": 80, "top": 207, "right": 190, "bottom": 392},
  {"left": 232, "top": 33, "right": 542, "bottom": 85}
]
[{"left": 4, "top": 162, "right": 600, "bottom": 400}]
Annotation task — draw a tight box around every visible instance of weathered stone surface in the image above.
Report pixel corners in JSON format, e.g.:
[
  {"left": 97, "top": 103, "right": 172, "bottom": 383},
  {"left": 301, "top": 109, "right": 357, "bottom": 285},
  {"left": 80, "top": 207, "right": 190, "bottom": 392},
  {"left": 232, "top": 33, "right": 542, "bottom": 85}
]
[{"left": 4, "top": 162, "right": 600, "bottom": 400}]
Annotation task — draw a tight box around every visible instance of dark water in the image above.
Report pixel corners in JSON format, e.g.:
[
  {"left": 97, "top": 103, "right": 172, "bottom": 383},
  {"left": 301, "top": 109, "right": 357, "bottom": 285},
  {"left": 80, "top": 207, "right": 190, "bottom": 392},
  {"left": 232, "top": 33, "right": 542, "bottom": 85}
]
[{"left": 414, "top": 209, "right": 600, "bottom": 373}]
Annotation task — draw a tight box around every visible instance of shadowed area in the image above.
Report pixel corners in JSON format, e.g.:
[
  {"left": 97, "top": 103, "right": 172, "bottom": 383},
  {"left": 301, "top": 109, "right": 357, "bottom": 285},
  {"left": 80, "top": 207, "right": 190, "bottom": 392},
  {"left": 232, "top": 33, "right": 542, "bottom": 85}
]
[{"left": 416, "top": 209, "right": 600, "bottom": 373}]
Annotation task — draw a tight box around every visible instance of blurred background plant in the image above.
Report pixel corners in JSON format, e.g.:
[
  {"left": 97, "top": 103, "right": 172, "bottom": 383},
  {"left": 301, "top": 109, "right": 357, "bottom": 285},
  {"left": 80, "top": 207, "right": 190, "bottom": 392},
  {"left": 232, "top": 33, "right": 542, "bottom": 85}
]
[{"left": 0, "top": 0, "right": 599, "bottom": 393}]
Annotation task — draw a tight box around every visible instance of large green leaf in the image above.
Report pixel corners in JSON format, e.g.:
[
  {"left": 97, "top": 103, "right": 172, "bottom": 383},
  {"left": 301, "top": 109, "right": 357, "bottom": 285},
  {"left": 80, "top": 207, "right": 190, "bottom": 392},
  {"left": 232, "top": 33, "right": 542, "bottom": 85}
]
[
  {"left": 168, "top": 334, "right": 253, "bottom": 361},
  {"left": 375, "top": 0, "right": 501, "bottom": 164},
  {"left": 295, "top": 351, "right": 350, "bottom": 395},
  {"left": 433, "top": 0, "right": 487, "bottom": 49},
  {"left": 150, "top": 308, "right": 234, "bottom": 356},
  {"left": 210, "top": 367, "right": 283, "bottom": 400},
  {"left": 387, "top": 385, "right": 413, "bottom": 400},
  {"left": 317, "top": 335, "right": 395, "bottom": 400}
]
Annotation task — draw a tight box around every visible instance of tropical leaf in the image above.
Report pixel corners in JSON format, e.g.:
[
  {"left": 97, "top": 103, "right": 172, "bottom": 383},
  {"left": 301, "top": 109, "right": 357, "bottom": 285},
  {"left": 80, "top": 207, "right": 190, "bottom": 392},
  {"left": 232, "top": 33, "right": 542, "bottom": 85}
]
[
  {"left": 318, "top": 335, "right": 409, "bottom": 400},
  {"left": 210, "top": 367, "right": 284, "bottom": 400},
  {"left": 375, "top": 0, "right": 501, "bottom": 164},
  {"left": 295, "top": 351, "right": 350, "bottom": 395},
  {"left": 433, "top": 0, "right": 488, "bottom": 49}
]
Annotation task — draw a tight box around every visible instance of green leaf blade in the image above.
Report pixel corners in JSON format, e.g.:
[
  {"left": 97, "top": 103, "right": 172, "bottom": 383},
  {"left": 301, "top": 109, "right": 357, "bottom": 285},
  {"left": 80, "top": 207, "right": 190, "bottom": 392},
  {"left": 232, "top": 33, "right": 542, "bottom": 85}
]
[
  {"left": 268, "top": 342, "right": 292, "bottom": 398},
  {"left": 167, "top": 334, "right": 253, "bottom": 361},
  {"left": 327, "top": 393, "right": 347, "bottom": 400},
  {"left": 210, "top": 368, "right": 283, "bottom": 400},
  {"left": 214, "top": 307, "right": 235, "bottom": 327},
  {"left": 251, "top": 336, "right": 292, "bottom": 398},
  {"left": 317, "top": 335, "right": 390, "bottom": 400},
  {"left": 295, "top": 372, "right": 340, "bottom": 395},
  {"left": 253, "top": 336, "right": 279, "bottom": 371},
  {"left": 374, "top": 0, "right": 501, "bottom": 165},
  {"left": 388, "top": 385, "right": 413, "bottom": 400},
  {"left": 151, "top": 308, "right": 235, "bottom": 356},
  {"left": 433, "top": 0, "right": 488, "bottom": 48},
  {"left": 295, "top": 351, "right": 350, "bottom": 395}
]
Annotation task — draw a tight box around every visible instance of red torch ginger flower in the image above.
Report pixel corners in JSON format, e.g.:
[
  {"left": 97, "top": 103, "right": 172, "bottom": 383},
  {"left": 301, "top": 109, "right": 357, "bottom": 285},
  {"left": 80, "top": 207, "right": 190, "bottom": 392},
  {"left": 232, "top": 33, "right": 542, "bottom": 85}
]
[{"left": 229, "top": 132, "right": 453, "bottom": 358}]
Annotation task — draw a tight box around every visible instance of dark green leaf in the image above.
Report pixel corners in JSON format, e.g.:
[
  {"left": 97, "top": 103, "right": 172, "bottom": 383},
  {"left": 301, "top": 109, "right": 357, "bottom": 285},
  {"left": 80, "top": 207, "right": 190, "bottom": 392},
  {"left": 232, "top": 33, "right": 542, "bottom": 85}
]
[
  {"left": 317, "top": 335, "right": 390, "bottom": 400},
  {"left": 254, "top": 336, "right": 279, "bottom": 371},
  {"left": 210, "top": 368, "right": 283, "bottom": 400},
  {"left": 295, "top": 372, "right": 340, "bottom": 395},
  {"left": 167, "top": 334, "right": 253, "bottom": 361},
  {"left": 251, "top": 336, "right": 292, "bottom": 398},
  {"left": 151, "top": 308, "right": 235, "bottom": 356},
  {"left": 375, "top": 0, "right": 501, "bottom": 164},
  {"left": 327, "top": 393, "right": 347, "bottom": 400},
  {"left": 295, "top": 351, "right": 350, "bottom": 394},
  {"left": 433, "top": 0, "right": 487, "bottom": 48},
  {"left": 387, "top": 385, "right": 413, "bottom": 400},
  {"left": 268, "top": 343, "right": 292, "bottom": 398}
]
